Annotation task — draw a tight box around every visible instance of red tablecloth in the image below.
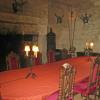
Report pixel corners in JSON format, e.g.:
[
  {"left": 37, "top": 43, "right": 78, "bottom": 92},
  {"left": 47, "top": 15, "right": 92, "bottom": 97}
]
[{"left": 0, "top": 56, "right": 93, "bottom": 100}]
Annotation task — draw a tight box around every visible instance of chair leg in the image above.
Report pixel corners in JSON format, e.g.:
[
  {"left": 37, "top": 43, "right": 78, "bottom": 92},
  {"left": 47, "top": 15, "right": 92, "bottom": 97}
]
[
  {"left": 81, "top": 95, "right": 87, "bottom": 100},
  {"left": 86, "top": 96, "right": 89, "bottom": 100},
  {"left": 98, "top": 87, "right": 100, "bottom": 99},
  {"left": 82, "top": 95, "right": 90, "bottom": 100},
  {"left": 95, "top": 86, "right": 100, "bottom": 100}
]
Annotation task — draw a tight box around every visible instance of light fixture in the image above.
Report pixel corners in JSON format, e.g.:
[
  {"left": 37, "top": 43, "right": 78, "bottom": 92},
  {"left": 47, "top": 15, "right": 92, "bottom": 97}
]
[
  {"left": 85, "top": 41, "right": 94, "bottom": 50},
  {"left": 85, "top": 41, "right": 94, "bottom": 56},
  {"left": 24, "top": 44, "right": 39, "bottom": 58},
  {"left": 90, "top": 42, "right": 94, "bottom": 49},
  {"left": 32, "top": 45, "right": 39, "bottom": 58},
  {"left": 80, "top": 13, "right": 92, "bottom": 24},
  {"left": 24, "top": 44, "right": 39, "bottom": 79},
  {"left": 86, "top": 42, "right": 90, "bottom": 49},
  {"left": 12, "top": 0, "right": 27, "bottom": 13},
  {"left": 24, "top": 45, "right": 30, "bottom": 56}
]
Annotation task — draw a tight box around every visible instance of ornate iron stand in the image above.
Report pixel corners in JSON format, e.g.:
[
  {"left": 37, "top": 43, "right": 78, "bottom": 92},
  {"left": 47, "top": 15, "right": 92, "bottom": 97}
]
[
  {"left": 25, "top": 67, "right": 36, "bottom": 79},
  {"left": 25, "top": 56, "right": 36, "bottom": 79}
]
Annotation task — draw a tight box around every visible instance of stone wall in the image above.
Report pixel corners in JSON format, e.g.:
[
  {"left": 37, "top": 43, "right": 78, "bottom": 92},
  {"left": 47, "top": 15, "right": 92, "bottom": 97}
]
[
  {"left": 0, "top": 0, "right": 48, "bottom": 63},
  {"left": 48, "top": 0, "right": 100, "bottom": 52}
]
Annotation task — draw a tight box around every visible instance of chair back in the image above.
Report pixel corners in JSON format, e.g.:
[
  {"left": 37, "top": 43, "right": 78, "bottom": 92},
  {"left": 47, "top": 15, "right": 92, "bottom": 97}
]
[
  {"left": 87, "top": 55, "right": 100, "bottom": 93},
  {"left": 34, "top": 52, "right": 42, "bottom": 65},
  {"left": 58, "top": 63, "right": 76, "bottom": 100},
  {"left": 47, "top": 49, "right": 55, "bottom": 63},
  {"left": 0, "top": 84, "right": 2, "bottom": 100},
  {"left": 61, "top": 49, "right": 68, "bottom": 59},
  {"left": 6, "top": 51, "right": 20, "bottom": 70}
]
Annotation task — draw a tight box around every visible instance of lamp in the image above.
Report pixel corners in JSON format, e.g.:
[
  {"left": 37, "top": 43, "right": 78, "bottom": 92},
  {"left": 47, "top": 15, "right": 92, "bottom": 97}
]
[
  {"left": 24, "top": 45, "right": 30, "bottom": 56},
  {"left": 85, "top": 41, "right": 94, "bottom": 50},
  {"left": 85, "top": 41, "right": 94, "bottom": 56},
  {"left": 24, "top": 44, "right": 39, "bottom": 58},
  {"left": 32, "top": 45, "right": 39, "bottom": 58},
  {"left": 90, "top": 42, "right": 94, "bottom": 49},
  {"left": 24, "top": 44, "right": 39, "bottom": 79},
  {"left": 86, "top": 42, "right": 90, "bottom": 49}
]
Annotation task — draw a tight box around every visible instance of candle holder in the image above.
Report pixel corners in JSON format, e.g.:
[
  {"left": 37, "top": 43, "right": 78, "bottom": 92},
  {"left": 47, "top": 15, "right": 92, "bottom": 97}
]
[
  {"left": 84, "top": 41, "right": 94, "bottom": 56},
  {"left": 24, "top": 44, "right": 39, "bottom": 79}
]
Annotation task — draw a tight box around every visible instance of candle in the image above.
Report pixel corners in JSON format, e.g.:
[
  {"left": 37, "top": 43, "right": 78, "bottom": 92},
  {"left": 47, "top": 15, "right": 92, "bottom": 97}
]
[
  {"left": 32, "top": 45, "right": 39, "bottom": 57},
  {"left": 90, "top": 42, "right": 94, "bottom": 49},
  {"left": 86, "top": 42, "right": 89, "bottom": 49},
  {"left": 24, "top": 45, "right": 30, "bottom": 56}
]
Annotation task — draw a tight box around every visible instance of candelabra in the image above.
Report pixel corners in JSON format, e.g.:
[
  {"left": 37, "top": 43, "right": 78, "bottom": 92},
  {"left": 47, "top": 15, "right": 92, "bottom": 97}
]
[
  {"left": 24, "top": 44, "right": 39, "bottom": 79},
  {"left": 84, "top": 41, "right": 94, "bottom": 56}
]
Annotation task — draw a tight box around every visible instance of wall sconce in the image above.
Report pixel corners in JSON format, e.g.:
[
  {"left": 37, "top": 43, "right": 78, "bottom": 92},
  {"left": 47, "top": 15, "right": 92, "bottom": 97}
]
[
  {"left": 12, "top": 0, "right": 27, "bottom": 13},
  {"left": 80, "top": 13, "right": 92, "bottom": 24}
]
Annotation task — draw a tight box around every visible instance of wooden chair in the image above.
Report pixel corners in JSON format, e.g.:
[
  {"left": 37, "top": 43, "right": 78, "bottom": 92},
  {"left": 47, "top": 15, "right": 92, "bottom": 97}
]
[
  {"left": 73, "top": 55, "right": 100, "bottom": 100},
  {"left": 46, "top": 63, "right": 76, "bottom": 100},
  {"left": 6, "top": 51, "right": 20, "bottom": 70},
  {"left": 34, "top": 52, "right": 42, "bottom": 65},
  {"left": 0, "top": 84, "right": 2, "bottom": 100},
  {"left": 61, "top": 48, "right": 68, "bottom": 59},
  {"left": 47, "top": 49, "right": 55, "bottom": 63},
  {"left": 92, "top": 55, "right": 100, "bottom": 99}
]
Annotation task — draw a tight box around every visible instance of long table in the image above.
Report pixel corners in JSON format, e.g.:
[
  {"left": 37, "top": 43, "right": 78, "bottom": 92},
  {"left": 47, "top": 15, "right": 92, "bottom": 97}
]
[{"left": 0, "top": 56, "right": 93, "bottom": 100}]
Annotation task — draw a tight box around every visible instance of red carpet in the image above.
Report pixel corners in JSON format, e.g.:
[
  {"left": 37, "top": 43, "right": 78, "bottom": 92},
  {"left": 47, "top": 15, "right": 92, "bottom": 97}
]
[{"left": 0, "top": 56, "right": 94, "bottom": 100}]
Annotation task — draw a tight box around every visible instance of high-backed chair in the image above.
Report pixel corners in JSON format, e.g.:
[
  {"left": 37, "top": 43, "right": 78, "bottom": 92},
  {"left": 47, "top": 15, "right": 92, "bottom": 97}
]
[
  {"left": 0, "top": 84, "right": 2, "bottom": 100},
  {"left": 61, "top": 48, "right": 68, "bottom": 59},
  {"left": 34, "top": 52, "right": 42, "bottom": 65},
  {"left": 6, "top": 51, "right": 20, "bottom": 70},
  {"left": 93, "top": 55, "right": 100, "bottom": 99},
  {"left": 46, "top": 63, "right": 76, "bottom": 100},
  {"left": 47, "top": 49, "right": 55, "bottom": 63},
  {"left": 0, "top": 93, "right": 2, "bottom": 100},
  {"left": 73, "top": 55, "right": 100, "bottom": 100}
]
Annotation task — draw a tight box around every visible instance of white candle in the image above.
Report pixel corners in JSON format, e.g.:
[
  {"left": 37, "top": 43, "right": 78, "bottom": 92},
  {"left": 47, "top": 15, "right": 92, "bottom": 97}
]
[{"left": 24, "top": 45, "right": 30, "bottom": 56}]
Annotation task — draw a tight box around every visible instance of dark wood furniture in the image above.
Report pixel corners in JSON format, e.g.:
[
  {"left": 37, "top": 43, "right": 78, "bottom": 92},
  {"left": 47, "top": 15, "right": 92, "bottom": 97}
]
[{"left": 47, "top": 28, "right": 56, "bottom": 51}]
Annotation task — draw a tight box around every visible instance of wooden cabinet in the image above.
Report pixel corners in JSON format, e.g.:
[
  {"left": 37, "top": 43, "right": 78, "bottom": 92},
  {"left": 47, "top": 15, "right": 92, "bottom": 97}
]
[{"left": 47, "top": 28, "right": 56, "bottom": 51}]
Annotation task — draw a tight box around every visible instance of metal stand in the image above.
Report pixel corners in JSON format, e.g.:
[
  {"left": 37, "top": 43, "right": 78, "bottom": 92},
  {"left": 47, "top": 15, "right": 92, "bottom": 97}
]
[
  {"left": 25, "top": 56, "right": 36, "bottom": 79},
  {"left": 25, "top": 67, "right": 36, "bottom": 79}
]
